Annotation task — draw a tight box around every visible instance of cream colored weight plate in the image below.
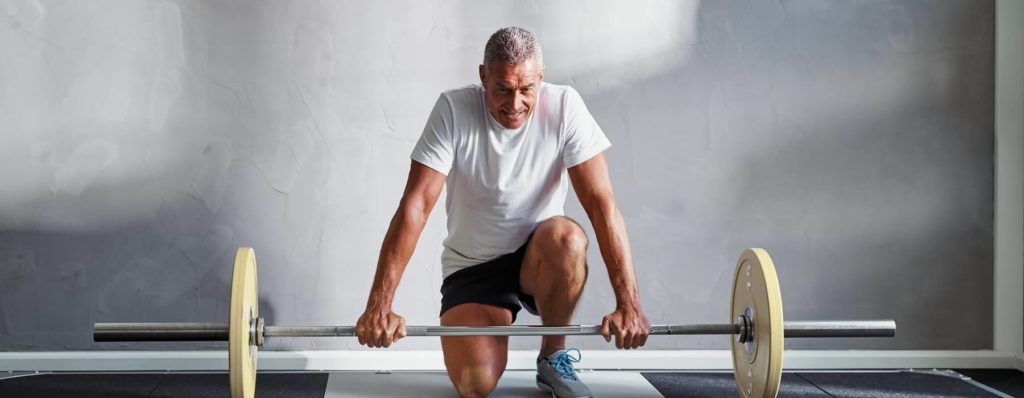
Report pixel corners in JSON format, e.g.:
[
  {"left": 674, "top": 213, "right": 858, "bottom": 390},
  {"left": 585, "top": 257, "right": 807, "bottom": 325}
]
[
  {"left": 229, "top": 247, "right": 259, "bottom": 398},
  {"left": 731, "top": 248, "right": 784, "bottom": 398}
]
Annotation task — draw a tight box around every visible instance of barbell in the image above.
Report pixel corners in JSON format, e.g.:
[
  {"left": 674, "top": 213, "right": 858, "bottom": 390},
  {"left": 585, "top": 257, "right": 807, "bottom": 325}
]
[{"left": 93, "top": 247, "right": 896, "bottom": 398}]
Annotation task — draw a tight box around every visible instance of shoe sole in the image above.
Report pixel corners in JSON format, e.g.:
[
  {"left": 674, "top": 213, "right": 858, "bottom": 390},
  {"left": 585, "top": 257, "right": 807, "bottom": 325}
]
[
  {"left": 537, "top": 379, "right": 556, "bottom": 397},
  {"left": 536, "top": 376, "right": 593, "bottom": 398}
]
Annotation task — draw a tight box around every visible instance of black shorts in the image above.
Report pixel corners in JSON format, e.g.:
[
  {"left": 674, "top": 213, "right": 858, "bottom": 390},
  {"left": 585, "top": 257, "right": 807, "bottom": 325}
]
[{"left": 439, "top": 237, "right": 538, "bottom": 323}]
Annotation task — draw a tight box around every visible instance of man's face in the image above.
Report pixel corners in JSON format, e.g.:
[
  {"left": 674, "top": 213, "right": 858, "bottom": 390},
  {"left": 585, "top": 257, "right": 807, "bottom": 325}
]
[{"left": 479, "top": 59, "right": 544, "bottom": 129}]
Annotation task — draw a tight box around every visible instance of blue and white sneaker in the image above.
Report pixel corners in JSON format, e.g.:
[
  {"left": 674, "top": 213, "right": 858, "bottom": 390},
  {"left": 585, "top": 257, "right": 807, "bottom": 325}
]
[{"left": 536, "top": 348, "right": 593, "bottom": 398}]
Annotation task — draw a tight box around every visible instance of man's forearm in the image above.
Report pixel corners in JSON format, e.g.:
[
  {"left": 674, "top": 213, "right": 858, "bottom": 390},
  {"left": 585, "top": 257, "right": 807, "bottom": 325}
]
[
  {"left": 366, "top": 204, "right": 429, "bottom": 310},
  {"left": 587, "top": 199, "right": 642, "bottom": 309}
]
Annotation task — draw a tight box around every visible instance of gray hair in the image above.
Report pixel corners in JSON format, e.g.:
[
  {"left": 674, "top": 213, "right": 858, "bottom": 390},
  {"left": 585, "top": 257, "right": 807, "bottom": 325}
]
[{"left": 483, "top": 27, "right": 543, "bottom": 68}]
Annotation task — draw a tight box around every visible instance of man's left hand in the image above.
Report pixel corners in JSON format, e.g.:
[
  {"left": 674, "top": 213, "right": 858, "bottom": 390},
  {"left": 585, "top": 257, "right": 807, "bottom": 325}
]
[{"left": 599, "top": 306, "right": 650, "bottom": 349}]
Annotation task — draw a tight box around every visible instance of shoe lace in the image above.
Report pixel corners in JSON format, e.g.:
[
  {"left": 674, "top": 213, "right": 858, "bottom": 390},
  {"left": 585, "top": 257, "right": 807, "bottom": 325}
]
[{"left": 546, "top": 348, "right": 582, "bottom": 381}]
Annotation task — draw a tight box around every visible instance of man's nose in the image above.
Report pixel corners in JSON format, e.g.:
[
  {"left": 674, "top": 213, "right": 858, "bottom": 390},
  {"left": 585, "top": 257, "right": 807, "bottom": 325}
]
[{"left": 511, "top": 91, "right": 526, "bottom": 110}]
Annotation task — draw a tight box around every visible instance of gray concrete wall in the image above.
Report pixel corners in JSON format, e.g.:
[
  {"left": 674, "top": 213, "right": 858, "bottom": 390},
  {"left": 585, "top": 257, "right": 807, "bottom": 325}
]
[{"left": 0, "top": 0, "right": 994, "bottom": 351}]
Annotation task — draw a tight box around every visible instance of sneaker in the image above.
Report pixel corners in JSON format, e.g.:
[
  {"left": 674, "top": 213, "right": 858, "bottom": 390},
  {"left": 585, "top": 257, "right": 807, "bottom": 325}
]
[{"left": 536, "top": 348, "right": 593, "bottom": 398}]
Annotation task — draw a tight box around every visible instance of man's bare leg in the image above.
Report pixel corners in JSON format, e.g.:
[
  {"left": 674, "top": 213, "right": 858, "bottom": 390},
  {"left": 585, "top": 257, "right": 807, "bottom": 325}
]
[
  {"left": 520, "top": 216, "right": 589, "bottom": 358},
  {"left": 440, "top": 303, "right": 512, "bottom": 398}
]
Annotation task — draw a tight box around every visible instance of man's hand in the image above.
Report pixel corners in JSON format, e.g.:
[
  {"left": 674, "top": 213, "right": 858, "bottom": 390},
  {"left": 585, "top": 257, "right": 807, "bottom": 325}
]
[
  {"left": 599, "top": 307, "right": 650, "bottom": 349},
  {"left": 355, "top": 307, "right": 407, "bottom": 348}
]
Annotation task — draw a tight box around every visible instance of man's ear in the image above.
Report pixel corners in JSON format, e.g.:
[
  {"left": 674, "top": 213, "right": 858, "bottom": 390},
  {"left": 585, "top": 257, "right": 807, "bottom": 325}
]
[{"left": 478, "top": 64, "right": 486, "bottom": 87}]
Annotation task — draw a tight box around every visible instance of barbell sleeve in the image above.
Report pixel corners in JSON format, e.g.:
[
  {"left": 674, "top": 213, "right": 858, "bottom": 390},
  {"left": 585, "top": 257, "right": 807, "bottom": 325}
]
[
  {"left": 94, "top": 319, "right": 894, "bottom": 342},
  {"left": 782, "top": 320, "right": 896, "bottom": 338},
  {"left": 94, "top": 322, "right": 231, "bottom": 341}
]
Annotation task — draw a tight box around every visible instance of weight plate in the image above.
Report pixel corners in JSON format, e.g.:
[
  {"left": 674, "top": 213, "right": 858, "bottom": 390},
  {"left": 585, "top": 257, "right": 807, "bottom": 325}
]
[
  {"left": 730, "top": 248, "right": 784, "bottom": 398},
  {"left": 229, "top": 247, "right": 259, "bottom": 398}
]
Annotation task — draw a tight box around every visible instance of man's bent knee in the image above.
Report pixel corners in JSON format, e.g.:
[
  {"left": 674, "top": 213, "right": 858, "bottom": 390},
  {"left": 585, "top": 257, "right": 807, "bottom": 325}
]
[
  {"left": 452, "top": 367, "right": 501, "bottom": 398},
  {"left": 538, "top": 216, "right": 589, "bottom": 257}
]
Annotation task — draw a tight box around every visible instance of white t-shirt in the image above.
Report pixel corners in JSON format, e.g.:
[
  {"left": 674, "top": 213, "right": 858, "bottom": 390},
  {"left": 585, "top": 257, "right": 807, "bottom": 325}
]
[{"left": 411, "top": 82, "right": 611, "bottom": 279}]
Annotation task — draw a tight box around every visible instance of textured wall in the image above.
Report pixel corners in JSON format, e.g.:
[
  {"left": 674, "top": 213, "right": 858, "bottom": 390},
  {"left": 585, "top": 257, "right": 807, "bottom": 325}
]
[{"left": 0, "top": 0, "right": 993, "bottom": 351}]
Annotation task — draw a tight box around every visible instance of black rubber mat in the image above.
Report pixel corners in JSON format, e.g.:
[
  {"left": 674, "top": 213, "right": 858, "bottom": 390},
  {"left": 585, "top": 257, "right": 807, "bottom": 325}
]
[
  {"left": 799, "top": 371, "right": 1003, "bottom": 397},
  {"left": 643, "top": 371, "right": 1006, "bottom": 398},
  {"left": 0, "top": 373, "right": 163, "bottom": 398},
  {"left": 643, "top": 372, "right": 830, "bottom": 397},
  {"left": 956, "top": 370, "right": 1024, "bottom": 398},
  {"left": 0, "top": 372, "right": 328, "bottom": 398}
]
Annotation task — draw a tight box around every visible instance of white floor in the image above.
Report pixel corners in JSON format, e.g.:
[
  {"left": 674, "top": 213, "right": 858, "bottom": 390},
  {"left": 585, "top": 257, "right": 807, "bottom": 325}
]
[{"left": 323, "top": 370, "right": 664, "bottom": 397}]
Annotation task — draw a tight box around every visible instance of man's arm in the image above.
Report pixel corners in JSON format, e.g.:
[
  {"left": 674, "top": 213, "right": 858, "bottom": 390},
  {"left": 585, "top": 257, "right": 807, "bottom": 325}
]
[
  {"left": 567, "top": 152, "right": 650, "bottom": 349},
  {"left": 356, "top": 160, "right": 446, "bottom": 348}
]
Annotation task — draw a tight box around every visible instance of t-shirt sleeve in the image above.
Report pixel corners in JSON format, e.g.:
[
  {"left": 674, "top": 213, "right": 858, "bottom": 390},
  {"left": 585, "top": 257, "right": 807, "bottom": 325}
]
[
  {"left": 410, "top": 94, "right": 455, "bottom": 175},
  {"left": 561, "top": 87, "right": 611, "bottom": 168}
]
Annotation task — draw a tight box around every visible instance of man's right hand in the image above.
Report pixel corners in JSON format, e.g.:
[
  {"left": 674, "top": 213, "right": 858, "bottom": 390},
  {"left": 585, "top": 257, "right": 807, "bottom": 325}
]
[{"left": 355, "top": 307, "right": 407, "bottom": 348}]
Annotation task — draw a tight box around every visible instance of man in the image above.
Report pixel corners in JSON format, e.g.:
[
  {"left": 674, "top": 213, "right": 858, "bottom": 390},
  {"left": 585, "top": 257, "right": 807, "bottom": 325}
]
[{"left": 355, "top": 27, "right": 649, "bottom": 398}]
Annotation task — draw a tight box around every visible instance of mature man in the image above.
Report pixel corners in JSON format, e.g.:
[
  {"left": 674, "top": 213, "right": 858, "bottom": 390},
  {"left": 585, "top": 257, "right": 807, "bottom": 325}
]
[{"left": 355, "top": 27, "right": 649, "bottom": 398}]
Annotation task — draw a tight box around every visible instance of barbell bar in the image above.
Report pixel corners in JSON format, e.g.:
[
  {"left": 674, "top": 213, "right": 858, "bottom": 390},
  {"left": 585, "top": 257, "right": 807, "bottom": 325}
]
[
  {"left": 93, "top": 247, "right": 897, "bottom": 398},
  {"left": 94, "top": 320, "right": 895, "bottom": 341}
]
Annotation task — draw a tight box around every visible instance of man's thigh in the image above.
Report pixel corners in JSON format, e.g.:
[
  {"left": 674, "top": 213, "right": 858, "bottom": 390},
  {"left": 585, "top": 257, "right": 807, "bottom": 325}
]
[{"left": 440, "top": 303, "right": 513, "bottom": 384}]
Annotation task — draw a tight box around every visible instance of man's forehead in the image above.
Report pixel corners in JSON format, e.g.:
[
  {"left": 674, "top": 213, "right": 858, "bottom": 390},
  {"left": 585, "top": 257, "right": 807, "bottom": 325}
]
[
  {"left": 495, "top": 79, "right": 538, "bottom": 88},
  {"left": 486, "top": 60, "right": 542, "bottom": 80},
  {"left": 490, "top": 69, "right": 542, "bottom": 86}
]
